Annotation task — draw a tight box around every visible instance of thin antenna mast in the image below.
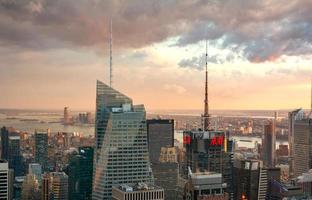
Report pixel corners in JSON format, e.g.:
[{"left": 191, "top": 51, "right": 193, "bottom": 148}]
[
  {"left": 109, "top": 18, "right": 113, "bottom": 87},
  {"left": 203, "top": 40, "right": 210, "bottom": 131},
  {"left": 309, "top": 78, "right": 312, "bottom": 118}
]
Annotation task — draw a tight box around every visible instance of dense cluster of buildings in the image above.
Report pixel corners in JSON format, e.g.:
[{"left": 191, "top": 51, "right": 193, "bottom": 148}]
[{"left": 0, "top": 76, "right": 311, "bottom": 200}]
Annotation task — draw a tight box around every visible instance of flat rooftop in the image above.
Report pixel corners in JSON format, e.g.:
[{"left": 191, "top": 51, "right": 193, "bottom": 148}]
[{"left": 115, "top": 183, "right": 163, "bottom": 192}]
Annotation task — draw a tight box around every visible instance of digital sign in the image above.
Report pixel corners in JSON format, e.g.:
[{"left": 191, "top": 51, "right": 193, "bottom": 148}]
[
  {"left": 210, "top": 135, "right": 224, "bottom": 146},
  {"left": 183, "top": 135, "right": 191, "bottom": 145}
]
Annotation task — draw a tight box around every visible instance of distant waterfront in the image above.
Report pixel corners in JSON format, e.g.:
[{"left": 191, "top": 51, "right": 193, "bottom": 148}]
[{"left": 0, "top": 109, "right": 289, "bottom": 147}]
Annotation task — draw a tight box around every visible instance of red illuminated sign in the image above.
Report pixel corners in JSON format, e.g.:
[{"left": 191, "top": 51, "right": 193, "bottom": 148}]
[
  {"left": 210, "top": 136, "right": 224, "bottom": 146},
  {"left": 183, "top": 135, "right": 191, "bottom": 145}
]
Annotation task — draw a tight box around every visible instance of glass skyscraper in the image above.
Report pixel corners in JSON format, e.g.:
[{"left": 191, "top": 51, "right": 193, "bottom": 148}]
[
  {"left": 68, "top": 146, "right": 94, "bottom": 200},
  {"left": 34, "top": 131, "right": 48, "bottom": 171},
  {"left": 92, "top": 81, "right": 153, "bottom": 200}
]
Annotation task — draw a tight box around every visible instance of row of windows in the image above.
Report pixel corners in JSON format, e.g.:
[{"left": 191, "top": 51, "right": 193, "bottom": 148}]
[{"left": 124, "top": 190, "right": 164, "bottom": 200}]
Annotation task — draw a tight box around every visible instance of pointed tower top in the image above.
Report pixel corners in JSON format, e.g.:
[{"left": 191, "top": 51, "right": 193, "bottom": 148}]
[
  {"left": 203, "top": 40, "right": 210, "bottom": 131},
  {"left": 309, "top": 78, "right": 312, "bottom": 118},
  {"left": 109, "top": 18, "right": 113, "bottom": 88}
]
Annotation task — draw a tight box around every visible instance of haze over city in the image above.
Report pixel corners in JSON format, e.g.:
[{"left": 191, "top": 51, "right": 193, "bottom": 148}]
[{"left": 0, "top": 0, "right": 311, "bottom": 111}]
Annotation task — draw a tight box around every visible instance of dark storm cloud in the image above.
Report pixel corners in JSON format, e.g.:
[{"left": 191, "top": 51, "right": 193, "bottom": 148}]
[{"left": 1, "top": 0, "right": 312, "bottom": 62}]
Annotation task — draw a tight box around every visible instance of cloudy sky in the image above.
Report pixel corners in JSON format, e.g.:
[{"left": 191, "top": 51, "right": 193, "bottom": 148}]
[{"left": 0, "top": 0, "right": 311, "bottom": 111}]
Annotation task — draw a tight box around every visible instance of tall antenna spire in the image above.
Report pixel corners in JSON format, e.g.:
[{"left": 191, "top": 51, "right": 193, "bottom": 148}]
[
  {"left": 203, "top": 40, "right": 210, "bottom": 131},
  {"left": 309, "top": 78, "right": 312, "bottom": 118},
  {"left": 109, "top": 18, "right": 113, "bottom": 87}
]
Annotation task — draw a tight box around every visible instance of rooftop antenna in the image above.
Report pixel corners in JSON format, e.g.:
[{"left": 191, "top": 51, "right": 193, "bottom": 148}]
[
  {"left": 203, "top": 39, "right": 210, "bottom": 131},
  {"left": 109, "top": 18, "right": 113, "bottom": 87},
  {"left": 309, "top": 78, "right": 312, "bottom": 118}
]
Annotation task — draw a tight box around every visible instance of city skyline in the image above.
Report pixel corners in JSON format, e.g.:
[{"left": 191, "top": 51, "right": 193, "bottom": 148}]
[{"left": 0, "top": 0, "right": 312, "bottom": 111}]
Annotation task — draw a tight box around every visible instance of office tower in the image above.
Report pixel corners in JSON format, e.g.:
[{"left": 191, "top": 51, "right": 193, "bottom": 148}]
[
  {"left": 258, "top": 167, "right": 280, "bottom": 200},
  {"left": 51, "top": 172, "right": 69, "bottom": 200},
  {"left": 21, "top": 174, "right": 40, "bottom": 200},
  {"left": 297, "top": 170, "right": 312, "bottom": 196},
  {"left": 63, "top": 107, "right": 71, "bottom": 125},
  {"left": 262, "top": 120, "right": 275, "bottom": 167},
  {"left": 288, "top": 108, "right": 305, "bottom": 177},
  {"left": 42, "top": 174, "right": 50, "bottom": 200},
  {"left": 112, "top": 183, "right": 164, "bottom": 200},
  {"left": 8, "top": 169, "right": 13, "bottom": 200},
  {"left": 1, "top": 127, "right": 9, "bottom": 160},
  {"left": 34, "top": 131, "right": 48, "bottom": 171},
  {"left": 8, "top": 136, "right": 23, "bottom": 176},
  {"left": 184, "top": 172, "right": 228, "bottom": 200},
  {"left": 92, "top": 81, "right": 153, "bottom": 200},
  {"left": 0, "top": 160, "right": 9, "bottom": 200},
  {"left": 291, "top": 112, "right": 312, "bottom": 178},
  {"left": 182, "top": 130, "right": 234, "bottom": 198},
  {"left": 233, "top": 159, "right": 281, "bottom": 200},
  {"left": 233, "top": 159, "right": 261, "bottom": 200},
  {"left": 67, "top": 146, "right": 94, "bottom": 200},
  {"left": 28, "top": 163, "right": 42, "bottom": 184},
  {"left": 147, "top": 119, "right": 174, "bottom": 163},
  {"left": 269, "top": 180, "right": 305, "bottom": 199},
  {"left": 152, "top": 147, "right": 178, "bottom": 200}
]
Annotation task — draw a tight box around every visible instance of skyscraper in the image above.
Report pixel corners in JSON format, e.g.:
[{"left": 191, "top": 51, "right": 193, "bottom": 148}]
[
  {"left": 152, "top": 147, "right": 179, "bottom": 200},
  {"left": 51, "top": 172, "right": 69, "bottom": 200},
  {"left": 293, "top": 117, "right": 312, "bottom": 178},
  {"left": 182, "top": 130, "right": 234, "bottom": 198},
  {"left": 262, "top": 120, "right": 276, "bottom": 167},
  {"left": 42, "top": 174, "right": 50, "bottom": 200},
  {"left": 288, "top": 108, "right": 305, "bottom": 177},
  {"left": 8, "top": 135, "right": 23, "bottom": 176},
  {"left": 92, "top": 81, "right": 153, "bottom": 200},
  {"left": 147, "top": 119, "right": 174, "bottom": 163},
  {"left": 34, "top": 131, "right": 48, "bottom": 171},
  {"left": 0, "top": 160, "right": 9, "bottom": 200},
  {"left": 1, "top": 127, "right": 9, "bottom": 160},
  {"left": 63, "top": 107, "right": 71, "bottom": 125},
  {"left": 67, "top": 146, "right": 94, "bottom": 200}
]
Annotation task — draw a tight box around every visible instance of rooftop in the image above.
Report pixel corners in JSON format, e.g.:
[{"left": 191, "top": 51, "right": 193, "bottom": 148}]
[{"left": 115, "top": 183, "right": 163, "bottom": 192}]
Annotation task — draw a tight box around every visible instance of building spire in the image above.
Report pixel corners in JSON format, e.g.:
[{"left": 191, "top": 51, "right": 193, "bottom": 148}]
[
  {"left": 203, "top": 40, "right": 210, "bottom": 131},
  {"left": 109, "top": 18, "right": 113, "bottom": 87},
  {"left": 309, "top": 78, "right": 312, "bottom": 118}
]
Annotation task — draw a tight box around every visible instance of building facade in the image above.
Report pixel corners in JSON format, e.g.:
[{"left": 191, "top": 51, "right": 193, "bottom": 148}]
[
  {"left": 0, "top": 160, "right": 9, "bottom": 200},
  {"left": 184, "top": 172, "right": 228, "bottom": 200},
  {"left": 68, "top": 146, "right": 94, "bottom": 200},
  {"left": 147, "top": 119, "right": 174, "bottom": 163},
  {"left": 34, "top": 131, "right": 48, "bottom": 171},
  {"left": 182, "top": 130, "right": 234, "bottom": 198},
  {"left": 92, "top": 81, "right": 153, "bottom": 200},
  {"left": 112, "top": 183, "right": 164, "bottom": 200},
  {"left": 293, "top": 118, "right": 312, "bottom": 178},
  {"left": 262, "top": 121, "right": 276, "bottom": 167}
]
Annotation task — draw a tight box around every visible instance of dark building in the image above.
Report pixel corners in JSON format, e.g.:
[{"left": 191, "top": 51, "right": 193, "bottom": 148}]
[
  {"left": 34, "top": 131, "right": 48, "bottom": 171},
  {"left": 8, "top": 136, "right": 23, "bottom": 176},
  {"left": 233, "top": 159, "right": 281, "bottom": 200},
  {"left": 42, "top": 174, "right": 50, "bottom": 200},
  {"left": 1, "top": 127, "right": 23, "bottom": 176},
  {"left": 147, "top": 119, "right": 174, "bottom": 163},
  {"left": 182, "top": 130, "right": 234, "bottom": 198},
  {"left": 262, "top": 121, "right": 276, "bottom": 167},
  {"left": 67, "top": 146, "right": 94, "bottom": 200},
  {"left": 1, "top": 127, "right": 9, "bottom": 160},
  {"left": 269, "top": 181, "right": 305, "bottom": 199},
  {"left": 233, "top": 159, "right": 260, "bottom": 200}
]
